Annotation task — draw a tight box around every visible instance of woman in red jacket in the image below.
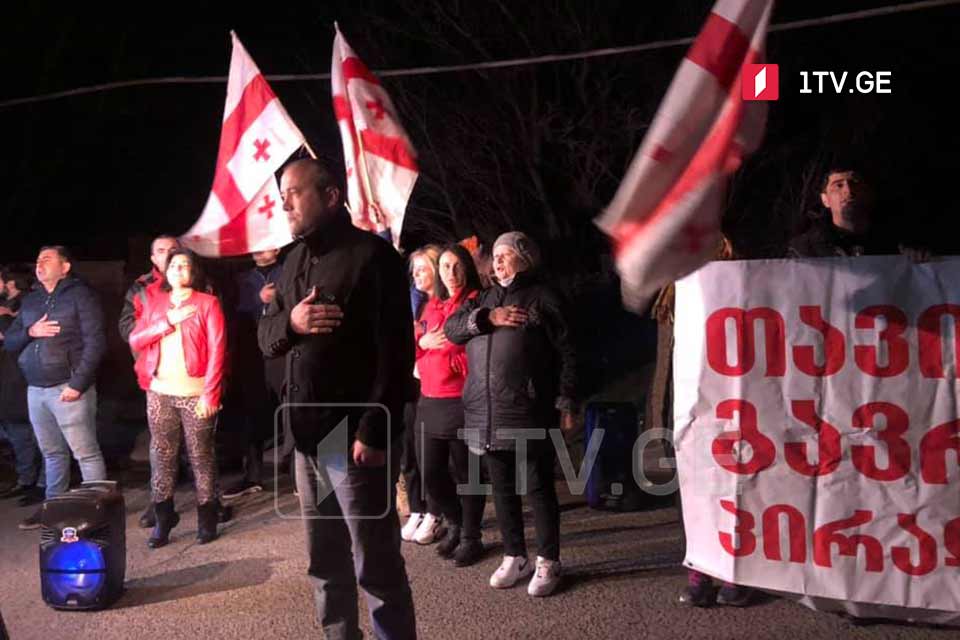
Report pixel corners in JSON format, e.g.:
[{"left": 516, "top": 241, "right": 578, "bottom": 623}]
[
  {"left": 415, "top": 243, "right": 487, "bottom": 566},
  {"left": 129, "top": 249, "right": 227, "bottom": 548}
]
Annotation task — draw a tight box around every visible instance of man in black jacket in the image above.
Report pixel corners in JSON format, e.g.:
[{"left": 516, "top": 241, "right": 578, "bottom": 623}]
[
  {"left": 788, "top": 166, "right": 931, "bottom": 261},
  {"left": 258, "top": 159, "right": 417, "bottom": 639},
  {"left": 787, "top": 167, "right": 893, "bottom": 257},
  {"left": 3, "top": 246, "right": 107, "bottom": 529}
]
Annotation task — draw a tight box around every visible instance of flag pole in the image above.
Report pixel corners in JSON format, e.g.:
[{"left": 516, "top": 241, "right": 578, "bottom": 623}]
[
  {"left": 353, "top": 131, "right": 383, "bottom": 226},
  {"left": 334, "top": 22, "right": 382, "bottom": 227},
  {"left": 303, "top": 141, "right": 317, "bottom": 159}
]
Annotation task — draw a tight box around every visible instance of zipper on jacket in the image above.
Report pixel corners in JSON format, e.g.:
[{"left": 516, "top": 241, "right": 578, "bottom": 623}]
[
  {"left": 484, "top": 286, "right": 507, "bottom": 451},
  {"left": 485, "top": 328, "right": 493, "bottom": 450},
  {"left": 35, "top": 294, "right": 54, "bottom": 358}
]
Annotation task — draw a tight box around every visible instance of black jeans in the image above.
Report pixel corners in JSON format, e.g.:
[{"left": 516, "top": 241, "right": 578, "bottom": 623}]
[
  {"left": 419, "top": 435, "right": 486, "bottom": 541},
  {"left": 485, "top": 445, "right": 560, "bottom": 561},
  {"left": 401, "top": 399, "right": 429, "bottom": 514}
]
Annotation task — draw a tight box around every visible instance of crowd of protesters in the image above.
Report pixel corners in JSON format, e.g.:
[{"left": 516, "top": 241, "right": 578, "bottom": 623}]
[{"left": 0, "top": 158, "right": 943, "bottom": 635}]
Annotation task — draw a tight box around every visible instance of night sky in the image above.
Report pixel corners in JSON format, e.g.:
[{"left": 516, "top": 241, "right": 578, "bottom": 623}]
[{"left": 1, "top": 0, "right": 958, "bottom": 265}]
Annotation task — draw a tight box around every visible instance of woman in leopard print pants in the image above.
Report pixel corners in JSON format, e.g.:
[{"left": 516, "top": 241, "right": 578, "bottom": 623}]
[
  {"left": 130, "top": 249, "right": 227, "bottom": 548},
  {"left": 146, "top": 393, "right": 217, "bottom": 504}
]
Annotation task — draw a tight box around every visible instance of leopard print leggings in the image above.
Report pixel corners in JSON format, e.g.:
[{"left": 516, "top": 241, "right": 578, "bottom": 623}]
[{"left": 146, "top": 391, "right": 218, "bottom": 504}]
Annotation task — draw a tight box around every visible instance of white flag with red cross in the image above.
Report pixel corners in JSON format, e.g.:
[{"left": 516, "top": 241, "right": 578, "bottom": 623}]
[
  {"left": 182, "top": 31, "right": 306, "bottom": 257},
  {"left": 331, "top": 25, "right": 419, "bottom": 249},
  {"left": 596, "top": 0, "right": 774, "bottom": 312}
]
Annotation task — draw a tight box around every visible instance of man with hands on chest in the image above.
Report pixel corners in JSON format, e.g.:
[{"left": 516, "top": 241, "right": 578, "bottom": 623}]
[
  {"left": 3, "top": 246, "right": 107, "bottom": 530},
  {"left": 258, "top": 159, "right": 418, "bottom": 639}
]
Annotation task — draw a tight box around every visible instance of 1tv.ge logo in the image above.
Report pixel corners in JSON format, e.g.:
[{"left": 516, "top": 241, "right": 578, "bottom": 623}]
[{"left": 743, "top": 63, "right": 779, "bottom": 101}]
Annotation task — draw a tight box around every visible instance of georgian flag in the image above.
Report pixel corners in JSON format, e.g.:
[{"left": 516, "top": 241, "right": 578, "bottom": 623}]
[
  {"left": 182, "top": 31, "right": 305, "bottom": 257},
  {"left": 596, "top": 0, "right": 774, "bottom": 312},
  {"left": 332, "top": 26, "right": 419, "bottom": 249}
]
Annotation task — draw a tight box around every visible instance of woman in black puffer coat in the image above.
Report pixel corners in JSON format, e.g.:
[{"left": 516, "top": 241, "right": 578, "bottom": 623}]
[{"left": 445, "top": 232, "right": 576, "bottom": 597}]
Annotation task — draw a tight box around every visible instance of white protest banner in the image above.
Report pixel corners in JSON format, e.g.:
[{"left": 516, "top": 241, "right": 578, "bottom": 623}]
[{"left": 674, "top": 257, "right": 960, "bottom": 622}]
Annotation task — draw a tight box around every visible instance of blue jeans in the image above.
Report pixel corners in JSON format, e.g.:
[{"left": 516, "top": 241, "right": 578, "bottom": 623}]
[
  {"left": 0, "top": 421, "right": 44, "bottom": 487},
  {"left": 27, "top": 384, "right": 106, "bottom": 498},
  {"left": 296, "top": 444, "right": 417, "bottom": 640}
]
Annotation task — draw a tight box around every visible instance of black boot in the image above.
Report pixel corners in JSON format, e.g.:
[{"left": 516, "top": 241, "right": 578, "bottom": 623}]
[
  {"left": 147, "top": 499, "right": 180, "bottom": 548},
  {"left": 453, "top": 538, "right": 485, "bottom": 567},
  {"left": 197, "top": 500, "right": 222, "bottom": 544},
  {"left": 217, "top": 502, "right": 234, "bottom": 524},
  {"left": 435, "top": 525, "right": 461, "bottom": 558},
  {"left": 139, "top": 503, "right": 156, "bottom": 528}
]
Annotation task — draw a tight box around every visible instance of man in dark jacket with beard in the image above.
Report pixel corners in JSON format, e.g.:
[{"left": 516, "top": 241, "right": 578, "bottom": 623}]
[
  {"left": 788, "top": 166, "right": 931, "bottom": 260},
  {"left": 258, "top": 159, "right": 417, "bottom": 639},
  {"left": 3, "top": 246, "right": 107, "bottom": 529},
  {"left": 445, "top": 231, "right": 576, "bottom": 597}
]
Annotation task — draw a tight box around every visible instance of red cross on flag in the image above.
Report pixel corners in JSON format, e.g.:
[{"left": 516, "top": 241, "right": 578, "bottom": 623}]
[
  {"left": 182, "top": 31, "right": 306, "bottom": 257},
  {"left": 595, "top": 0, "right": 774, "bottom": 312},
  {"left": 331, "top": 25, "right": 419, "bottom": 249}
]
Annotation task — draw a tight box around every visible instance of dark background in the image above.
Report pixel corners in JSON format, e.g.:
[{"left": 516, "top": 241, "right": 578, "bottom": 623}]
[
  {"left": 1, "top": 0, "right": 957, "bottom": 266},
  {"left": 1, "top": 0, "right": 958, "bottom": 442}
]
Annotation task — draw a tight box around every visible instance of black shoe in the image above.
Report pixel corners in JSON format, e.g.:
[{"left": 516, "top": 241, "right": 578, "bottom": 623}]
[
  {"left": 147, "top": 499, "right": 180, "bottom": 549},
  {"left": 453, "top": 538, "right": 485, "bottom": 567},
  {"left": 222, "top": 480, "right": 263, "bottom": 501},
  {"left": 217, "top": 503, "right": 233, "bottom": 524},
  {"left": 139, "top": 504, "right": 157, "bottom": 529},
  {"left": 17, "top": 486, "right": 45, "bottom": 507},
  {"left": 844, "top": 614, "right": 883, "bottom": 627},
  {"left": 18, "top": 509, "right": 42, "bottom": 530},
  {"left": 197, "top": 500, "right": 222, "bottom": 544},
  {"left": 716, "top": 584, "right": 753, "bottom": 607},
  {"left": 436, "top": 525, "right": 461, "bottom": 558},
  {"left": 678, "top": 582, "right": 717, "bottom": 607},
  {"left": 1, "top": 483, "right": 33, "bottom": 500}
]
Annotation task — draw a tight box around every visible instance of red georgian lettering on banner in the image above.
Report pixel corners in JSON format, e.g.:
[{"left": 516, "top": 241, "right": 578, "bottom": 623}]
[
  {"left": 705, "top": 307, "right": 785, "bottom": 376},
  {"left": 793, "top": 306, "right": 845, "bottom": 376},
  {"left": 675, "top": 258, "right": 960, "bottom": 620}
]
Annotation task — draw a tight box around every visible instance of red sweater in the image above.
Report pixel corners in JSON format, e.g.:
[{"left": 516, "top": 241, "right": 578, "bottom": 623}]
[{"left": 415, "top": 290, "right": 477, "bottom": 399}]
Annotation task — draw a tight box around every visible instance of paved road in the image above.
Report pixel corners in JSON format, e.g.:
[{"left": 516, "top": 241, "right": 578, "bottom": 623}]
[{"left": 0, "top": 457, "right": 955, "bottom": 640}]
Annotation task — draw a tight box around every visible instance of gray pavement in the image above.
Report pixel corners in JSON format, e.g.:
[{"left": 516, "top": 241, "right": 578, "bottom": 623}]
[{"left": 0, "top": 453, "right": 956, "bottom": 640}]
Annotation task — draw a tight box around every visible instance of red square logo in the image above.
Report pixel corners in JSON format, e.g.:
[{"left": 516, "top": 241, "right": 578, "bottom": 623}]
[{"left": 743, "top": 63, "right": 779, "bottom": 101}]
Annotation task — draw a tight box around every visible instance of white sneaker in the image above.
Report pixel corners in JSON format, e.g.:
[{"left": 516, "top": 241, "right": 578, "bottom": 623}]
[
  {"left": 413, "top": 513, "right": 446, "bottom": 545},
  {"left": 401, "top": 513, "right": 424, "bottom": 542},
  {"left": 489, "top": 555, "right": 533, "bottom": 589},
  {"left": 527, "top": 556, "right": 562, "bottom": 596}
]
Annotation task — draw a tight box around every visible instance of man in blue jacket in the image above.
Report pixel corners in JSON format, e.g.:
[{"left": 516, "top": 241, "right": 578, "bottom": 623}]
[
  {"left": 3, "top": 246, "right": 107, "bottom": 529},
  {"left": 222, "top": 248, "right": 287, "bottom": 501}
]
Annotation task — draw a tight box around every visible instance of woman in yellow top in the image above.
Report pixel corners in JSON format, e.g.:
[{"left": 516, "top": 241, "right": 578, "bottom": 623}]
[{"left": 130, "top": 249, "right": 227, "bottom": 548}]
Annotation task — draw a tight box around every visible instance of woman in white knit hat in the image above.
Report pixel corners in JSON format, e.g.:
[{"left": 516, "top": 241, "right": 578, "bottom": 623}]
[{"left": 445, "top": 231, "right": 577, "bottom": 597}]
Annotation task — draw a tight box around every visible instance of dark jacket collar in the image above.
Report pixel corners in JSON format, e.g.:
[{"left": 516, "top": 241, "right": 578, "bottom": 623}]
[
  {"left": 818, "top": 220, "right": 894, "bottom": 255},
  {"left": 44, "top": 274, "right": 79, "bottom": 296},
  {"left": 299, "top": 209, "right": 353, "bottom": 256},
  {"left": 136, "top": 266, "right": 164, "bottom": 286},
  {"left": 496, "top": 269, "right": 539, "bottom": 293}
]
